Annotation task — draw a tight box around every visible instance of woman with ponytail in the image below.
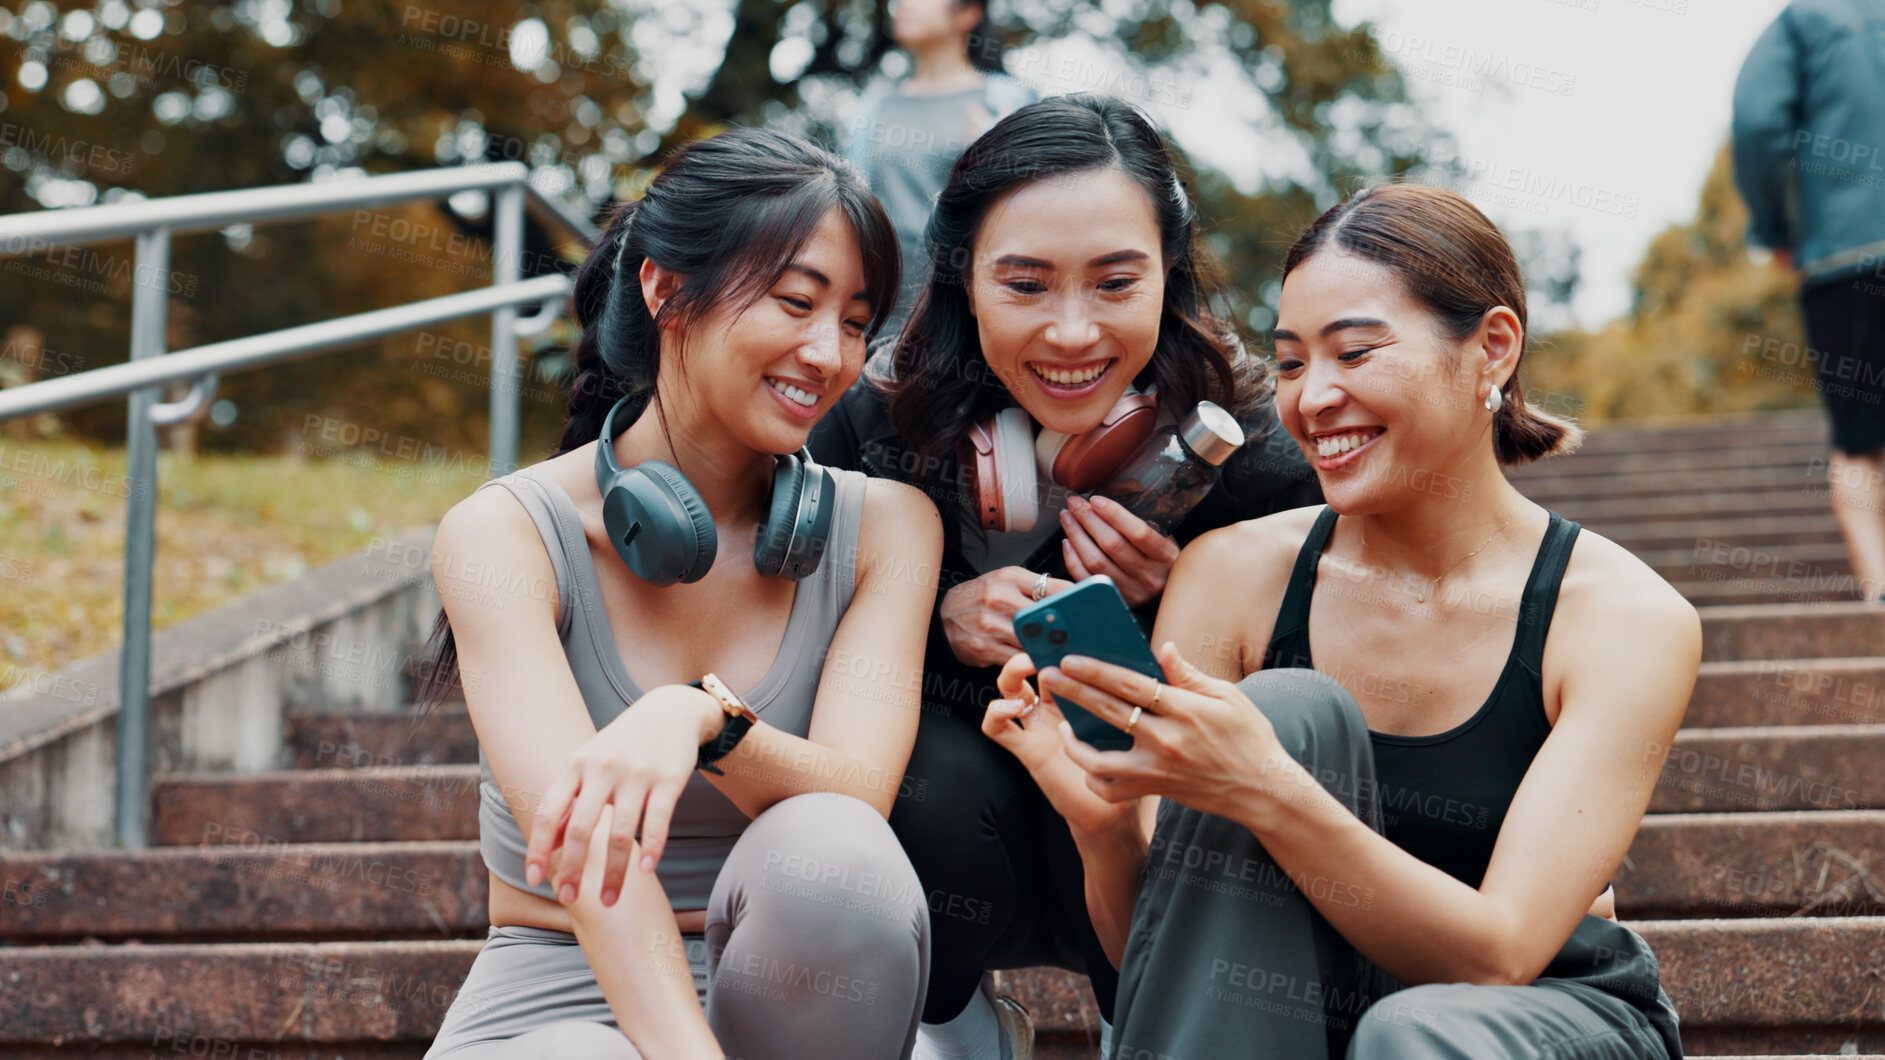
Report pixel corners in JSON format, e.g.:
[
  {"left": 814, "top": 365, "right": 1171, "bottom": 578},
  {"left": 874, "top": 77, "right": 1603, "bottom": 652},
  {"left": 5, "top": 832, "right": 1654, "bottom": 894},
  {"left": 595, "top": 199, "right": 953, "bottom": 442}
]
[
  {"left": 987, "top": 183, "right": 1698, "bottom": 1058},
  {"left": 418, "top": 127, "right": 943, "bottom": 1059}
]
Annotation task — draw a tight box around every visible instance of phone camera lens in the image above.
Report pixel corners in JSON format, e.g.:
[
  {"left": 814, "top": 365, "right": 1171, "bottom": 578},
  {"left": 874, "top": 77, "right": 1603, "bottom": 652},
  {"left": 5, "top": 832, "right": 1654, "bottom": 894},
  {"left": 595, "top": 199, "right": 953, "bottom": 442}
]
[
  {"left": 1021, "top": 622, "right": 1042, "bottom": 640},
  {"left": 1047, "top": 629, "right": 1069, "bottom": 646}
]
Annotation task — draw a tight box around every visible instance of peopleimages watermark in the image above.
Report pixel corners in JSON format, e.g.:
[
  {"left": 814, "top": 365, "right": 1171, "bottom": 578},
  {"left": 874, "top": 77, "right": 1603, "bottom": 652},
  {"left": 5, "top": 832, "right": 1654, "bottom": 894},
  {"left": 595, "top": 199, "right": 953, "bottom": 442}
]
[
  {"left": 0, "top": 121, "right": 137, "bottom": 178},
  {"left": 1372, "top": 31, "right": 1578, "bottom": 97}
]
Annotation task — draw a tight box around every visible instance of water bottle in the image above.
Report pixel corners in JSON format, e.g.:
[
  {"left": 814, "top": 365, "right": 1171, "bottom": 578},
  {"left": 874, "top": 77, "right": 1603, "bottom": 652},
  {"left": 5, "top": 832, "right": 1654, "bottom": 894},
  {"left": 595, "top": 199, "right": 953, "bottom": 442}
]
[{"left": 1094, "top": 401, "right": 1246, "bottom": 535}]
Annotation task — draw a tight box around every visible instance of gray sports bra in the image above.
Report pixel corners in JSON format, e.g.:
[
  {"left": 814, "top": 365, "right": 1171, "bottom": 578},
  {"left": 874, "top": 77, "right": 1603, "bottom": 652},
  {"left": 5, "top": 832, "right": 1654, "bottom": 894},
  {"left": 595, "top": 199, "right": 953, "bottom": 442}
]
[{"left": 470, "top": 462, "right": 867, "bottom": 908}]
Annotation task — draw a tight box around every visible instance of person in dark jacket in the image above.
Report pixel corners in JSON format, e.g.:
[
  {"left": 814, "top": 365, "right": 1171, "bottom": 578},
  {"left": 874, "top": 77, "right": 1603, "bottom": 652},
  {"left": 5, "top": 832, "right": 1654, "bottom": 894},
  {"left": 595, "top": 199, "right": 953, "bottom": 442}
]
[
  {"left": 1732, "top": 0, "right": 1885, "bottom": 600},
  {"left": 809, "top": 94, "right": 1322, "bottom": 1060}
]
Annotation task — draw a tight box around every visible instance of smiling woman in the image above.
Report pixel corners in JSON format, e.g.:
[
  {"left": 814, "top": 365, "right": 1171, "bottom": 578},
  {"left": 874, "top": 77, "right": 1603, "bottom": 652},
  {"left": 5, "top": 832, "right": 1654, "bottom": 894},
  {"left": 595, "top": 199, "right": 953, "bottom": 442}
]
[
  {"left": 996, "top": 183, "right": 1699, "bottom": 1060},
  {"left": 414, "top": 127, "right": 944, "bottom": 1060},
  {"left": 809, "top": 94, "right": 1322, "bottom": 1058}
]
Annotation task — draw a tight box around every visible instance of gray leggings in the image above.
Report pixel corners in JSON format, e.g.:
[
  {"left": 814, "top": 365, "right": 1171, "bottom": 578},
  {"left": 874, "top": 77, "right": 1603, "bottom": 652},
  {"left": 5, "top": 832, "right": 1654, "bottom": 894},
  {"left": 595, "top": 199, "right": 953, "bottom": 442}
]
[
  {"left": 1111, "top": 668, "right": 1685, "bottom": 1060},
  {"left": 425, "top": 792, "right": 930, "bottom": 1059}
]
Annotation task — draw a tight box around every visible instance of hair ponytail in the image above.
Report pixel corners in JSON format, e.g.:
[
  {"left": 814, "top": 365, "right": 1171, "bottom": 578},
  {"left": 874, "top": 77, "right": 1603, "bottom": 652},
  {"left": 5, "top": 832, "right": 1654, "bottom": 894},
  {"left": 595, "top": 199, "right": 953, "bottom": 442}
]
[{"left": 1492, "top": 377, "right": 1582, "bottom": 465}]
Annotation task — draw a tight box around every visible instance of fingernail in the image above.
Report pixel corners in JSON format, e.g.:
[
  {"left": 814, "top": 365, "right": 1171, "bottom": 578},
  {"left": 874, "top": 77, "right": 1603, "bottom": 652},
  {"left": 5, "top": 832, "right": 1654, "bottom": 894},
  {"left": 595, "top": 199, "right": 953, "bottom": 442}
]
[
  {"left": 1069, "top": 495, "right": 1086, "bottom": 510},
  {"left": 525, "top": 864, "right": 541, "bottom": 886},
  {"left": 559, "top": 884, "right": 575, "bottom": 903},
  {"left": 641, "top": 854, "right": 655, "bottom": 873},
  {"left": 601, "top": 889, "right": 618, "bottom": 906},
  {"left": 1060, "top": 511, "right": 1073, "bottom": 526}
]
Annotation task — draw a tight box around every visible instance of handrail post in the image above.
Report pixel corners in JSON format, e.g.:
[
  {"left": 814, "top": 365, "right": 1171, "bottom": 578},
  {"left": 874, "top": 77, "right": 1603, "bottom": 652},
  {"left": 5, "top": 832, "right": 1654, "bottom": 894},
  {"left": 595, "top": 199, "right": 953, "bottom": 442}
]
[
  {"left": 488, "top": 184, "right": 524, "bottom": 478},
  {"left": 115, "top": 225, "right": 170, "bottom": 849}
]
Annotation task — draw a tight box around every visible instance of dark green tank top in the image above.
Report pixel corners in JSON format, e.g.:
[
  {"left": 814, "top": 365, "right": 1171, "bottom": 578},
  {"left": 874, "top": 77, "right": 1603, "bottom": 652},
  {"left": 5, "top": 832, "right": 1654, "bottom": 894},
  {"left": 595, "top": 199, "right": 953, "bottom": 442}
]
[{"left": 1261, "top": 505, "right": 1582, "bottom": 888}]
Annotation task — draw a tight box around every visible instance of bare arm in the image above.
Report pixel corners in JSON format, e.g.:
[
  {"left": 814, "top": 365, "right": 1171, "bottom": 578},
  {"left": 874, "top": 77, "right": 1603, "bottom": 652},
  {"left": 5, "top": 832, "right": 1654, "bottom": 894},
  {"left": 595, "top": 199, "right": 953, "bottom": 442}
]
[
  {"left": 434, "top": 488, "right": 720, "bottom": 1058},
  {"left": 700, "top": 478, "right": 942, "bottom": 819}
]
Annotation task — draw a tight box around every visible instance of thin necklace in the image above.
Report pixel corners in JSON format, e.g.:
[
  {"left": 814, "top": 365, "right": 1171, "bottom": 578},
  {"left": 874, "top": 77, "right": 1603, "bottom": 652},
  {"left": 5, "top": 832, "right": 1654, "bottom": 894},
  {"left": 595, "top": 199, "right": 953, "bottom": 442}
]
[{"left": 1367, "top": 517, "right": 1514, "bottom": 604}]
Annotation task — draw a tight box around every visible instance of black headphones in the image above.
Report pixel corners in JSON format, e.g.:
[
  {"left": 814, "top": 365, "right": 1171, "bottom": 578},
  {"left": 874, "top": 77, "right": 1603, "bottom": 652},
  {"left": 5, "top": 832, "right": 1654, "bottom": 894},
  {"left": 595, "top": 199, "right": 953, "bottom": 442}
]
[{"left": 593, "top": 393, "right": 836, "bottom": 586}]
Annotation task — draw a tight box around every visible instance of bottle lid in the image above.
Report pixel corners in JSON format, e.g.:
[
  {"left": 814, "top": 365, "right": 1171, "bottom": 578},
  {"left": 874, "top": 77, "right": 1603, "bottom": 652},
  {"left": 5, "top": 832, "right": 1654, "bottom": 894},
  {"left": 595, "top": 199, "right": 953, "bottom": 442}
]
[{"left": 1181, "top": 401, "right": 1245, "bottom": 465}]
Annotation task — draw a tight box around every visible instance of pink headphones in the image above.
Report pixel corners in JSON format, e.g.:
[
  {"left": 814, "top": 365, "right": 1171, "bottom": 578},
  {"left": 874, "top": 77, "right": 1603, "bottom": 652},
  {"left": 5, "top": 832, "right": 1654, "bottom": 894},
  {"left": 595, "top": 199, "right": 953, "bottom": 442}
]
[{"left": 959, "top": 390, "right": 1160, "bottom": 532}]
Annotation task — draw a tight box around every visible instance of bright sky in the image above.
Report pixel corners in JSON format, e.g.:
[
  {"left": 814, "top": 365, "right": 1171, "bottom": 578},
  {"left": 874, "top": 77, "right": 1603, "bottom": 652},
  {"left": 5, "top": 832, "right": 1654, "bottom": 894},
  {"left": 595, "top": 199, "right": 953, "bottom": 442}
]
[
  {"left": 655, "top": 0, "right": 1790, "bottom": 331},
  {"left": 1325, "top": 0, "right": 1791, "bottom": 328}
]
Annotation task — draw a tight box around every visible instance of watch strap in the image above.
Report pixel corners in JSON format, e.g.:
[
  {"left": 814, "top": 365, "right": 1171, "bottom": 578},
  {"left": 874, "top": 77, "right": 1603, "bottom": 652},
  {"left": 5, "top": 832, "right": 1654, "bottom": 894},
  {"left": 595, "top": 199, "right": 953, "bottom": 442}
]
[{"left": 688, "top": 676, "right": 755, "bottom": 776}]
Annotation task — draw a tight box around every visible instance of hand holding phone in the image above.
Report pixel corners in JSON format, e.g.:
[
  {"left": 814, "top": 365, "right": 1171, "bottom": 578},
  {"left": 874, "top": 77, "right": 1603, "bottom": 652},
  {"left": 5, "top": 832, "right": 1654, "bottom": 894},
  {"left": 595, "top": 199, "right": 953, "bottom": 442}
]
[{"left": 1012, "top": 575, "right": 1161, "bottom": 752}]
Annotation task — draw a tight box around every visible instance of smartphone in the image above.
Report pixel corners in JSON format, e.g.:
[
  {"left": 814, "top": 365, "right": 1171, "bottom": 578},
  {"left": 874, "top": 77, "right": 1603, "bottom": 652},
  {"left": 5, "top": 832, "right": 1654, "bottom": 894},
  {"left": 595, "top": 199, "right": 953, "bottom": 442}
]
[{"left": 1012, "top": 575, "right": 1162, "bottom": 752}]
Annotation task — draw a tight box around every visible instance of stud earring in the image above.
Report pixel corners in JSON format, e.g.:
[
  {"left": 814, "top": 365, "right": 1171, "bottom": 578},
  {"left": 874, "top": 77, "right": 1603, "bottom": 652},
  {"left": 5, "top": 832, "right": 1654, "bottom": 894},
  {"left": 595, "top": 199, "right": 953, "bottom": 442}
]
[{"left": 1484, "top": 386, "right": 1503, "bottom": 413}]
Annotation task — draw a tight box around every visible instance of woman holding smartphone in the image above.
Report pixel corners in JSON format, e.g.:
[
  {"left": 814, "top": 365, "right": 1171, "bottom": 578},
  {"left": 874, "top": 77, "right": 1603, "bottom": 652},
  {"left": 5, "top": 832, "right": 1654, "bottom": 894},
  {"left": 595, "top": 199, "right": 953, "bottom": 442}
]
[
  {"left": 419, "top": 127, "right": 943, "bottom": 1059},
  {"left": 985, "top": 183, "right": 1698, "bottom": 1058},
  {"left": 810, "top": 94, "right": 1321, "bottom": 1058}
]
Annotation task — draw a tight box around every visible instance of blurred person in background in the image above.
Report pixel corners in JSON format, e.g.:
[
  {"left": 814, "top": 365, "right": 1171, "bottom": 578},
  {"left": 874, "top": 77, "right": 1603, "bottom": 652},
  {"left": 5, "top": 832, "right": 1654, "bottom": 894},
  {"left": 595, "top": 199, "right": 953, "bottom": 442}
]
[
  {"left": 1732, "top": 0, "right": 1885, "bottom": 602},
  {"left": 847, "top": 0, "right": 1036, "bottom": 337}
]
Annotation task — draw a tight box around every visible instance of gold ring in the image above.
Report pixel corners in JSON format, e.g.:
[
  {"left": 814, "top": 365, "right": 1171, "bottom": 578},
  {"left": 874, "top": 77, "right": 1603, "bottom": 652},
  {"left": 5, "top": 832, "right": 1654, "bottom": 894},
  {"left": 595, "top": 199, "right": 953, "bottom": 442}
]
[
  {"left": 1149, "top": 682, "right": 1163, "bottom": 709},
  {"left": 1126, "top": 705, "right": 1142, "bottom": 734}
]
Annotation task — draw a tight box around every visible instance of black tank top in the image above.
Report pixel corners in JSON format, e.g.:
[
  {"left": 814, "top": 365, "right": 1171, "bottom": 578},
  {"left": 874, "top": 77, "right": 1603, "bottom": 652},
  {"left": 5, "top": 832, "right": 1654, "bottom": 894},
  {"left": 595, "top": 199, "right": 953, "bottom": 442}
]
[{"left": 1262, "top": 505, "right": 1582, "bottom": 888}]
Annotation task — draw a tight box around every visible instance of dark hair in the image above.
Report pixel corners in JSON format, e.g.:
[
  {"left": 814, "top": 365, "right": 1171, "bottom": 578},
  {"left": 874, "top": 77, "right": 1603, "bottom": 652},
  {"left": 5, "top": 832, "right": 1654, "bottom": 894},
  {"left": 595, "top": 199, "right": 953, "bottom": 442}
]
[
  {"left": 1281, "top": 182, "right": 1582, "bottom": 465},
  {"left": 414, "top": 126, "right": 899, "bottom": 714},
  {"left": 886, "top": 93, "right": 1270, "bottom": 524},
  {"left": 958, "top": 0, "right": 1006, "bottom": 74}
]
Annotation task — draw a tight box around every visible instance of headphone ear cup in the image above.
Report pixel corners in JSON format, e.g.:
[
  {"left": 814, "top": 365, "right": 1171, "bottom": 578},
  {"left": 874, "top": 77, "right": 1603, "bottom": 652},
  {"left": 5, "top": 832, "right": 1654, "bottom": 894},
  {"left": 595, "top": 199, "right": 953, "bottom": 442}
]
[
  {"left": 755, "top": 453, "right": 836, "bottom": 580},
  {"left": 601, "top": 462, "right": 717, "bottom": 586},
  {"left": 992, "top": 407, "right": 1038, "bottom": 533},
  {"left": 753, "top": 455, "right": 803, "bottom": 578}
]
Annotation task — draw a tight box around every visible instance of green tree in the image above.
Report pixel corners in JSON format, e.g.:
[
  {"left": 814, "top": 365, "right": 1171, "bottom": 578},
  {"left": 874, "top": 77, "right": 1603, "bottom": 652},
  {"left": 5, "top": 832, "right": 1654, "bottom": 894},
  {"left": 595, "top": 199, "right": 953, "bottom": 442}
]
[
  {"left": 1527, "top": 145, "right": 1814, "bottom": 423},
  {"left": 1, "top": 0, "right": 1433, "bottom": 457}
]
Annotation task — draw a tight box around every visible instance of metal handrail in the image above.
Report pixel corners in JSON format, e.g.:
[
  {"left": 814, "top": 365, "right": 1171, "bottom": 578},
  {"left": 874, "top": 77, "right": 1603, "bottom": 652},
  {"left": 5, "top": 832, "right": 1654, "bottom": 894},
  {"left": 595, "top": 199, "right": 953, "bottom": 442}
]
[{"left": 0, "top": 163, "right": 599, "bottom": 848}]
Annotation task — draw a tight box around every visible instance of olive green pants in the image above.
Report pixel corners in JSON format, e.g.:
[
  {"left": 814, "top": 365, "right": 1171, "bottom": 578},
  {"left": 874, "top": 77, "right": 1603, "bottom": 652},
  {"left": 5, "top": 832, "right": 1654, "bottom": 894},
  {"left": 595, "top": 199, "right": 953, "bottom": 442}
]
[{"left": 1110, "top": 668, "right": 1684, "bottom": 1060}]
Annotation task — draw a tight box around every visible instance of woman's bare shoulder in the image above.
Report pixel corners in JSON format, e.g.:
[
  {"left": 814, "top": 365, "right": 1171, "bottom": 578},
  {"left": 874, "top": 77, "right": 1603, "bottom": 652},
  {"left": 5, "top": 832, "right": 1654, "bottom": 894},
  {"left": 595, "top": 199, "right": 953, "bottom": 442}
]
[
  {"left": 1162, "top": 506, "right": 1325, "bottom": 670},
  {"left": 1181, "top": 505, "right": 1325, "bottom": 588}
]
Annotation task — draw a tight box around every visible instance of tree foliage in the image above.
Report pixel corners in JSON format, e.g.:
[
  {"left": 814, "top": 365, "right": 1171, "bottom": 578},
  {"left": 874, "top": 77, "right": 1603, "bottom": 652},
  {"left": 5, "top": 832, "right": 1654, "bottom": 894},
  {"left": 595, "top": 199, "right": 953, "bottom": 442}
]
[
  {"left": 1, "top": 0, "right": 1433, "bottom": 457},
  {"left": 1527, "top": 145, "right": 1814, "bottom": 424}
]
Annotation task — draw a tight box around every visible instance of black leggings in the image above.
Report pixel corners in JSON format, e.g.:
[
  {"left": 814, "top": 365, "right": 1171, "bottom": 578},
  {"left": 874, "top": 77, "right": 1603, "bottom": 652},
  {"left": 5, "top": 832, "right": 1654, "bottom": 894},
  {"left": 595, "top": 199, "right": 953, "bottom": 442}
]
[{"left": 887, "top": 701, "right": 1121, "bottom": 1025}]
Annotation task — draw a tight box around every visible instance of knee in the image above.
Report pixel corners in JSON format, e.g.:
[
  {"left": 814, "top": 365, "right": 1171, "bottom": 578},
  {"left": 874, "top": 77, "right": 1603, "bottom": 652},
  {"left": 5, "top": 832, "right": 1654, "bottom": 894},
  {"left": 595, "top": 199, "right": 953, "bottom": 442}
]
[
  {"left": 731, "top": 792, "right": 929, "bottom": 938},
  {"left": 1346, "top": 984, "right": 1473, "bottom": 1059},
  {"left": 1235, "top": 668, "right": 1369, "bottom": 767}
]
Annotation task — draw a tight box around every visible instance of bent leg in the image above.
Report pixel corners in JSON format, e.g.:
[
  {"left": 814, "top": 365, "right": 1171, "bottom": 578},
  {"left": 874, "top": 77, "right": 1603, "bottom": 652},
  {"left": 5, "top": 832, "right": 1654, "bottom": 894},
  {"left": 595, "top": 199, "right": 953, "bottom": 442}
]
[
  {"left": 1111, "top": 668, "right": 1390, "bottom": 1060},
  {"left": 706, "top": 791, "right": 931, "bottom": 1060},
  {"left": 890, "top": 703, "right": 1048, "bottom": 1023},
  {"left": 1347, "top": 981, "right": 1671, "bottom": 1060}
]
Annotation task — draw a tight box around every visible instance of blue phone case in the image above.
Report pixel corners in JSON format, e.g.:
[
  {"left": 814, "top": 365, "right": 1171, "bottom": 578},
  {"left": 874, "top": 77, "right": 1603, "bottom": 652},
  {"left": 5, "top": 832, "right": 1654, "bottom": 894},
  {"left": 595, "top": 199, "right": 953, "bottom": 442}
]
[{"left": 1012, "top": 575, "right": 1161, "bottom": 752}]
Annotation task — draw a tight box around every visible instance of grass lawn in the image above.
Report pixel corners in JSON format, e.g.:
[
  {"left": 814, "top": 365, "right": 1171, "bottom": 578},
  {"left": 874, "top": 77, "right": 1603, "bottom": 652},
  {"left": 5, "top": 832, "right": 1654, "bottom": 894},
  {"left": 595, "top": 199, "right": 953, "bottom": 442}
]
[{"left": 0, "top": 438, "right": 488, "bottom": 695}]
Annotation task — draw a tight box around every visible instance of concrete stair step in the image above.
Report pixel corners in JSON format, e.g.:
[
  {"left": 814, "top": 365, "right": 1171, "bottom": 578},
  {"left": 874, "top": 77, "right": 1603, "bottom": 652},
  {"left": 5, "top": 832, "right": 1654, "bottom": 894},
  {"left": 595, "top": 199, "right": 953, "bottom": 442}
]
[
  {"left": 1545, "top": 488, "right": 1835, "bottom": 525},
  {"left": 1670, "top": 578, "right": 1858, "bottom": 607},
  {"left": 1686, "top": 658, "right": 1885, "bottom": 728},
  {"left": 1699, "top": 603, "right": 1885, "bottom": 662},
  {"left": 152, "top": 767, "right": 480, "bottom": 845},
  {"left": 1518, "top": 465, "right": 1823, "bottom": 503},
  {"left": 151, "top": 721, "right": 1885, "bottom": 846},
  {"left": 1642, "top": 542, "right": 1854, "bottom": 591},
  {"left": 0, "top": 940, "right": 480, "bottom": 1049},
  {"left": 0, "top": 842, "right": 486, "bottom": 943},
  {"left": 1594, "top": 516, "right": 1845, "bottom": 555},
  {"left": 1653, "top": 726, "right": 1885, "bottom": 812},
  {"left": 287, "top": 707, "right": 476, "bottom": 770},
  {"left": 4, "top": 920, "right": 1882, "bottom": 1051},
  {"left": 9, "top": 806, "right": 1879, "bottom": 943},
  {"left": 1507, "top": 440, "right": 1828, "bottom": 480},
  {"left": 1621, "top": 811, "right": 1885, "bottom": 919},
  {"left": 1513, "top": 412, "right": 1824, "bottom": 456}
]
